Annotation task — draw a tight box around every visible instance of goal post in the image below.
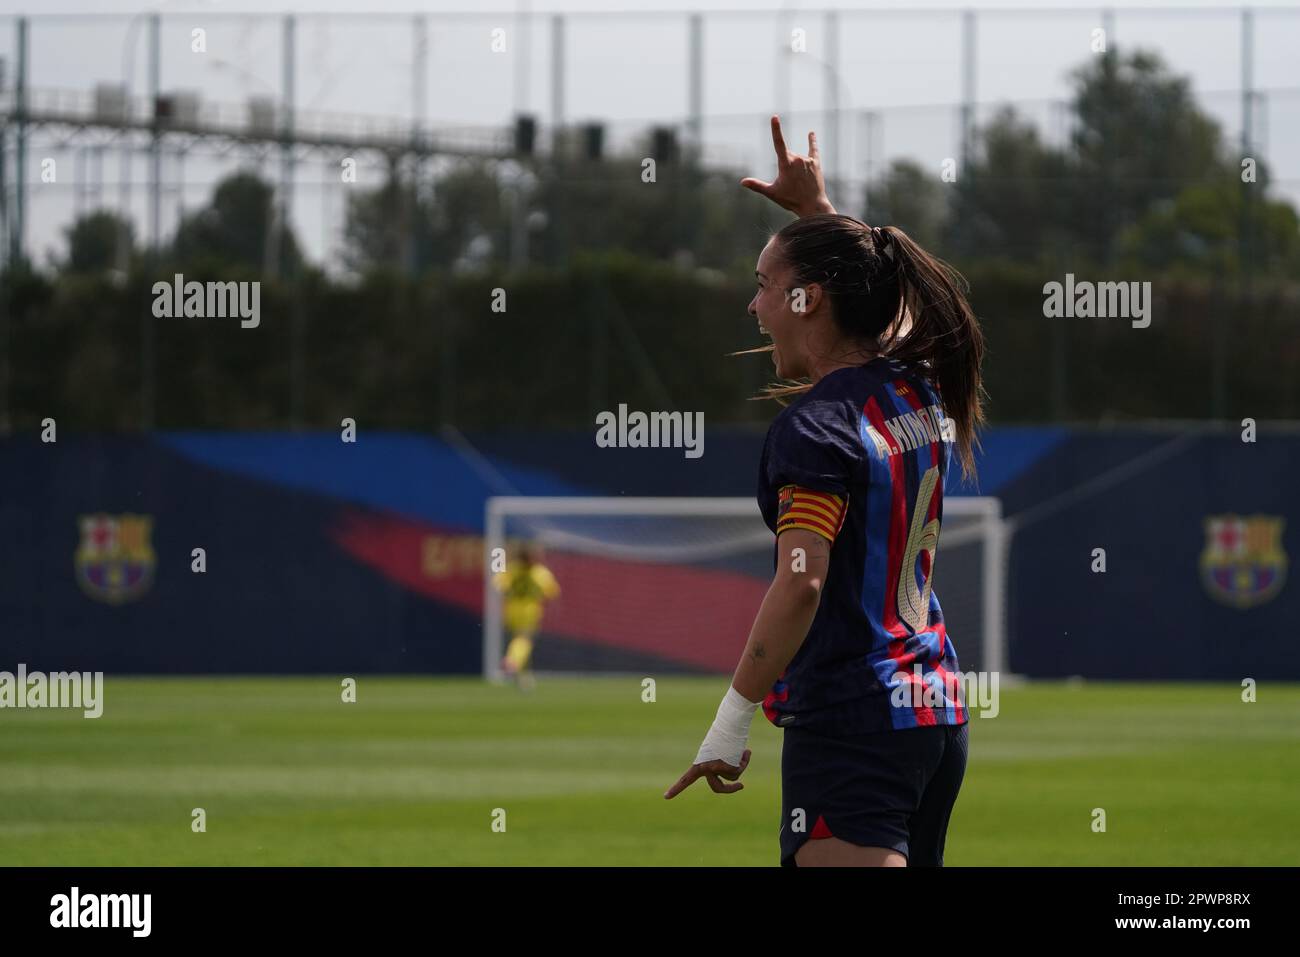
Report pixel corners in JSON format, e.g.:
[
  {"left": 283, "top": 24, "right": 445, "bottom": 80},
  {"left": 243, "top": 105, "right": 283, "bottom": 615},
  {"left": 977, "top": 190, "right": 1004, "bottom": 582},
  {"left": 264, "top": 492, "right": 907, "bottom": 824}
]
[{"left": 483, "top": 496, "right": 1007, "bottom": 683}]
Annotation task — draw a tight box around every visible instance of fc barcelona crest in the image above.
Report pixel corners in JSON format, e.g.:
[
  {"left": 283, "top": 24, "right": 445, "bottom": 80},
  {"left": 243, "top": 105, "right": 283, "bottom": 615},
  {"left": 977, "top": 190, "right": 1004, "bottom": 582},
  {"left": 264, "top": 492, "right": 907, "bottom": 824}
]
[
  {"left": 75, "top": 514, "right": 156, "bottom": 604},
  {"left": 1200, "top": 514, "right": 1286, "bottom": 609}
]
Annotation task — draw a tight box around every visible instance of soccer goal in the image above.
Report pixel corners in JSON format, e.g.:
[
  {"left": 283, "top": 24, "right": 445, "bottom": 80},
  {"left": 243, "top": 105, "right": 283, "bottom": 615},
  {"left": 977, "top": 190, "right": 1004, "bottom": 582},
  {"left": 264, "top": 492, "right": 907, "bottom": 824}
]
[{"left": 483, "top": 496, "right": 1007, "bottom": 682}]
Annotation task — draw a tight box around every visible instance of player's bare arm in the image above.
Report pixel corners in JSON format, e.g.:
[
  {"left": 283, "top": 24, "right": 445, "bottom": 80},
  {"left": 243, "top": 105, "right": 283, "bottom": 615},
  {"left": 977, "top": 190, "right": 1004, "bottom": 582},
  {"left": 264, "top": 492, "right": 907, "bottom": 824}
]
[
  {"left": 730, "top": 526, "right": 829, "bottom": 703},
  {"left": 663, "top": 526, "right": 829, "bottom": 799},
  {"left": 740, "top": 114, "right": 837, "bottom": 218}
]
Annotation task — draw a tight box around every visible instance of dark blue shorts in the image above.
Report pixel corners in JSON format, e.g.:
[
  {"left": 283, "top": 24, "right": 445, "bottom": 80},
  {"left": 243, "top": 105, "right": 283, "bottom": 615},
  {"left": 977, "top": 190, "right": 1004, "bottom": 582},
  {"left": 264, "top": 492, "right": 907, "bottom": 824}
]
[{"left": 779, "top": 722, "right": 969, "bottom": 867}]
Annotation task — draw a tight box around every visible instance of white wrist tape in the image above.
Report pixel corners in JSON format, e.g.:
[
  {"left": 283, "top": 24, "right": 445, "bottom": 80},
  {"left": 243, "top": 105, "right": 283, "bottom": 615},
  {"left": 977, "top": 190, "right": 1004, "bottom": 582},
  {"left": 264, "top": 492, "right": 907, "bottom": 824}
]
[{"left": 693, "top": 687, "right": 760, "bottom": 767}]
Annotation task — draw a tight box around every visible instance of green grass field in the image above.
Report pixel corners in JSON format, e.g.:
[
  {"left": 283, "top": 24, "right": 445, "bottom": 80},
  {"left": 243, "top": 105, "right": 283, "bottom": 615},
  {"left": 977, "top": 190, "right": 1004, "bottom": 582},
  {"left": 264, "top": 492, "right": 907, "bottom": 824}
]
[{"left": 1, "top": 677, "right": 1297, "bottom": 865}]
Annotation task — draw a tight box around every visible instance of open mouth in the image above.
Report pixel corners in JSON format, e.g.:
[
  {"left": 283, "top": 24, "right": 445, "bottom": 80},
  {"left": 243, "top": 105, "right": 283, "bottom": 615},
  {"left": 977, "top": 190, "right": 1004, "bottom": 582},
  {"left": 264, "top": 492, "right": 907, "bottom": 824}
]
[{"left": 759, "top": 325, "right": 776, "bottom": 364}]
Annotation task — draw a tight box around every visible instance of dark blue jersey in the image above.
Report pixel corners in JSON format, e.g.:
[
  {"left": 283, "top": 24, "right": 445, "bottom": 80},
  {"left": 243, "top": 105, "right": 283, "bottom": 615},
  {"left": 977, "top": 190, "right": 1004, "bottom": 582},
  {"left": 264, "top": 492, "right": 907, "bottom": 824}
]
[{"left": 756, "top": 357, "right": 968, "bottom": 735}]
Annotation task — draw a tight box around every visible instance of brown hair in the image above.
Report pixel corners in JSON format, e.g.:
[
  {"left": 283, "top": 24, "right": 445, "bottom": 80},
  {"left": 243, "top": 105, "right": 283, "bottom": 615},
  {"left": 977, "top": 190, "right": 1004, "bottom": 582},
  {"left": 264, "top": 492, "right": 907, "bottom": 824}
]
[{"left": 736, "top": 214, "right": 986, "bottom": 478}]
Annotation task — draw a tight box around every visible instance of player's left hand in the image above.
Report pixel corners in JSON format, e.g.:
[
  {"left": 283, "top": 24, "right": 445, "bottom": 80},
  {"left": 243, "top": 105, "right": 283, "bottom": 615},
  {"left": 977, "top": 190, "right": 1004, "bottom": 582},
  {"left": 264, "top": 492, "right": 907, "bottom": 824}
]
[{"left": 663, "top": 749, "right": 752, "bottom": 799}]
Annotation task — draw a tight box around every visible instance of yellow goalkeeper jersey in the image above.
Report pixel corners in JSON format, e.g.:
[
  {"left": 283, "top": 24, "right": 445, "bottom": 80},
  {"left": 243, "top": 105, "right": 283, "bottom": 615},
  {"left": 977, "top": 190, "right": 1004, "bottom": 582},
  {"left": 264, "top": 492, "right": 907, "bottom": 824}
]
[{"left": 493, "top": 563, "right": 561, "bottom": 628}]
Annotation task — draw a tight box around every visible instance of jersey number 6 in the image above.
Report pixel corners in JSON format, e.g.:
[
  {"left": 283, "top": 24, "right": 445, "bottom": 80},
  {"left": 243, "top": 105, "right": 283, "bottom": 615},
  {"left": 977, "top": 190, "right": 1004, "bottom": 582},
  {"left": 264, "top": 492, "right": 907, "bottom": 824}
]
[{"left": 897, "top": 465, "right": 941, "bottom": 634}]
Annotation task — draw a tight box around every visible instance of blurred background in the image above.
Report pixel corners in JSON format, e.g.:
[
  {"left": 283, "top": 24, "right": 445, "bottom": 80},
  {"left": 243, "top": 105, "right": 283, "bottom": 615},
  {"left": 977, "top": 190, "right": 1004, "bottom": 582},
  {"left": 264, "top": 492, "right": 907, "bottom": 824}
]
[
  {"left": 0, "top": 0, "right": 1297, "bottom": 866},
  {"left": 2, "top": 0, "right": 1297, "bottom": 675}
]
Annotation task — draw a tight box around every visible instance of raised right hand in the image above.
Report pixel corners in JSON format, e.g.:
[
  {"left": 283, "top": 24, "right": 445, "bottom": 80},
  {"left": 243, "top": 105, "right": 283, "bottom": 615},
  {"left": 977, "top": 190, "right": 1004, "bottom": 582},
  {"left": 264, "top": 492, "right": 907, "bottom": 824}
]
[{"left": 740, "top": 115, "right": 836, "bottom": 217}]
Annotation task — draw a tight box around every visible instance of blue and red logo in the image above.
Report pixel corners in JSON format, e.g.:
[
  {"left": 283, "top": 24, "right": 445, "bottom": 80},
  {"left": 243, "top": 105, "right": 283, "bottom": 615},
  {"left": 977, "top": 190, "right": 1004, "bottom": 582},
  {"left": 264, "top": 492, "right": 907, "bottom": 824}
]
[
  {"left": 75, "top": 514, "right": 156, "bottom": 604},
  {"left": 1200, "top": 514, "right": 1286, "bottom": 609}
]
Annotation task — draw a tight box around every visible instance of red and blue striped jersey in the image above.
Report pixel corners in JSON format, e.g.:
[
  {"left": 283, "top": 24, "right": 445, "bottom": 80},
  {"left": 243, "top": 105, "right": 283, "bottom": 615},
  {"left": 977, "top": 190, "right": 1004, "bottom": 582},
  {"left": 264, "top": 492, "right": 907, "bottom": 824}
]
[{"left": 756, "top": 357, "right": 968, "bottom": 734}]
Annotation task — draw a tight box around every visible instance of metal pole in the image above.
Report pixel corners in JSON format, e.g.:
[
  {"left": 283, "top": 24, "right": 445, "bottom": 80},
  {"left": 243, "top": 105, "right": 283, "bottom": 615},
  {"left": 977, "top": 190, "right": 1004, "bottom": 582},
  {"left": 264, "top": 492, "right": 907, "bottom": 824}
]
[
  {"left": 320, "top": 155, "right": 330, "bottom": 274},
  {"left": 960, "top": 10, "right": 976, "bottom": 169},
  {"left": 74, "top": 149, "right": 85, "bottom": 218},
  {"left": 514, "top": 0, "right": 531, "bottom": 116},
  {"left": 688, "top": 13, "right": 703, "bottom": 162},
  {"left": 92, "top": 145, "right": 104, "bottom": 210},
  {"left": 13, "top": 17, "right": 27, "bottom": 265},
  {"left": 118, "top": 15, "right": 142, "bottom": 273},
  {"left": 281, "top": 14, "right": 296, "bottom": 274},
  {"left": 550, "top": 14, "right": 564, "bottom": 156},
  {"left": 1225, "top": 7, "right": 1255, "bottom": 421},
  {"left": 413, "top": 14, "right": 427, "bottom": 134},
  {"left": 774, "top": 11, "right": 790, "bottom": 122},
  {"left": 141, "top": 11, "right": 157, "bottom": 430},
  {"left": 172, "top": 145, "right": 184, "bottom": 225},
  {"left": 1241, "top": 7, "right": 1253, "bottom": 218},
  {"left": 862, "top": 109, "right": 878, "bottom": 221},
  {"left": 410, "top": 15, "right": 427, "bottom": 277},
  {"left": 549, "top": 14, "right": 567, "bottom": 264},
  {"left": 283, "top": 15, "right": 302, "bottom": 427},
  {"left": 148, "top": 12, "right": 161, "bottom": 251},
  {"left": 824, "top": 11, "right": 839, "bottom": 202}
]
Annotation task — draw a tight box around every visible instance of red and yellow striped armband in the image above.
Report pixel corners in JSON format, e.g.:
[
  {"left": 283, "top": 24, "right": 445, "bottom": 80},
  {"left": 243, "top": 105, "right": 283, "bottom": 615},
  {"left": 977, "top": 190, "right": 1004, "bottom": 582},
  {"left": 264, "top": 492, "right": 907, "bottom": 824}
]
[{"left": 775, "top": 485, "right": 849, "bottom": 543}]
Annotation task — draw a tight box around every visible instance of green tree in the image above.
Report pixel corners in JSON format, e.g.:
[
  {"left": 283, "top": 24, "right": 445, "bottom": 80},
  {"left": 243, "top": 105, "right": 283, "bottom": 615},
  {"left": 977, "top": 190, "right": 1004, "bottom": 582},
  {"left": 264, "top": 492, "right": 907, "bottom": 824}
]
[
  {"left": 1069, "top": 50, "right": 1232, "bottom": 263},
  {"left": 1117, "top": 179, "right": 1300, "bottom": 277},
  {"left": 172, "top": 171, "right": 302, "bottom": 274},
  {"left": 62, "top": 210, "right": 135, "bottom": 275},
  {"left": 864, "top": 159, "right": 950, "bottom": 251},
  {"left": 343, "top": 148, "right": 769, "bottom": 277},
  {"left": 945, "top": 107, "right": 1073, "bottom": 265},
  {"left": 342, "top": 160, "right": 511, "bottom": 275}
]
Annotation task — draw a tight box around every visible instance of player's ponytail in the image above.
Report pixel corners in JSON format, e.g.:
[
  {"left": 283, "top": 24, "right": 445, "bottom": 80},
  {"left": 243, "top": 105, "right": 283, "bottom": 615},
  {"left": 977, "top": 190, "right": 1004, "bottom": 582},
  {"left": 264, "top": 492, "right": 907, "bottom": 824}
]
[
  {"left": 874, "top": 224, "right": 986, "bottom": 481},
  {"left": 749, "top": 214, "right": 985, "bottom": 480}
]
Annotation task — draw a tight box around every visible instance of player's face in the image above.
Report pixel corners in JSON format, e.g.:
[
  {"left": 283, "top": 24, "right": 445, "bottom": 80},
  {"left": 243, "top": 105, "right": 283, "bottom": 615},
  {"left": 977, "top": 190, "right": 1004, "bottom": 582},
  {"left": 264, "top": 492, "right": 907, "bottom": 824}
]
[{"left": 748, "top": 239, "right": 808, "bottom": 379}]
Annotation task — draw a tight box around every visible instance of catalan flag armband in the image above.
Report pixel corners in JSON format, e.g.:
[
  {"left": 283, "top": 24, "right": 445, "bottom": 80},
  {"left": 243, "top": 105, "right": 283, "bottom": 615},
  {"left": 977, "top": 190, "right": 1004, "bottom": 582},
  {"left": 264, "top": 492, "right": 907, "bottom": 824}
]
[{"left": 775, "top": 485, "right": 849, "bottom": 543}]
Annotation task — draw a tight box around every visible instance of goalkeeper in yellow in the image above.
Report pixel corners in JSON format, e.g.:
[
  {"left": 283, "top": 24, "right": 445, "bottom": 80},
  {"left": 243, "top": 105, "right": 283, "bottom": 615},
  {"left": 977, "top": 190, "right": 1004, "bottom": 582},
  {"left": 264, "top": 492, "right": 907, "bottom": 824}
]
[{"left": 492, "top": 544, "right": 561, "bottom": 691}]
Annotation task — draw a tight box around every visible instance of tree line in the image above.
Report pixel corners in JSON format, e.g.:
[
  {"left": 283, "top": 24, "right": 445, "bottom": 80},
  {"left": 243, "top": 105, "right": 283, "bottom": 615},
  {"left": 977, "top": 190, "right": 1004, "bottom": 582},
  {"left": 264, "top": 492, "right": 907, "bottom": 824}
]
[{"left": 3, "top": 49, "right": 1297, "bottom": 431}]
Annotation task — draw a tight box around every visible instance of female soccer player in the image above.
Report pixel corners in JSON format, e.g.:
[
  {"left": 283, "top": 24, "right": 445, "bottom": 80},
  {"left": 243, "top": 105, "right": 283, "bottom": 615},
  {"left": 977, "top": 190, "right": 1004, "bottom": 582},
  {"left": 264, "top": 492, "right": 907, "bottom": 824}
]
[
  {"left": 664, "top": 116, "right": 984, "bottom": 867},
  {"left": 492, "top": 543, "right": 561, "bottom": 692}
]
